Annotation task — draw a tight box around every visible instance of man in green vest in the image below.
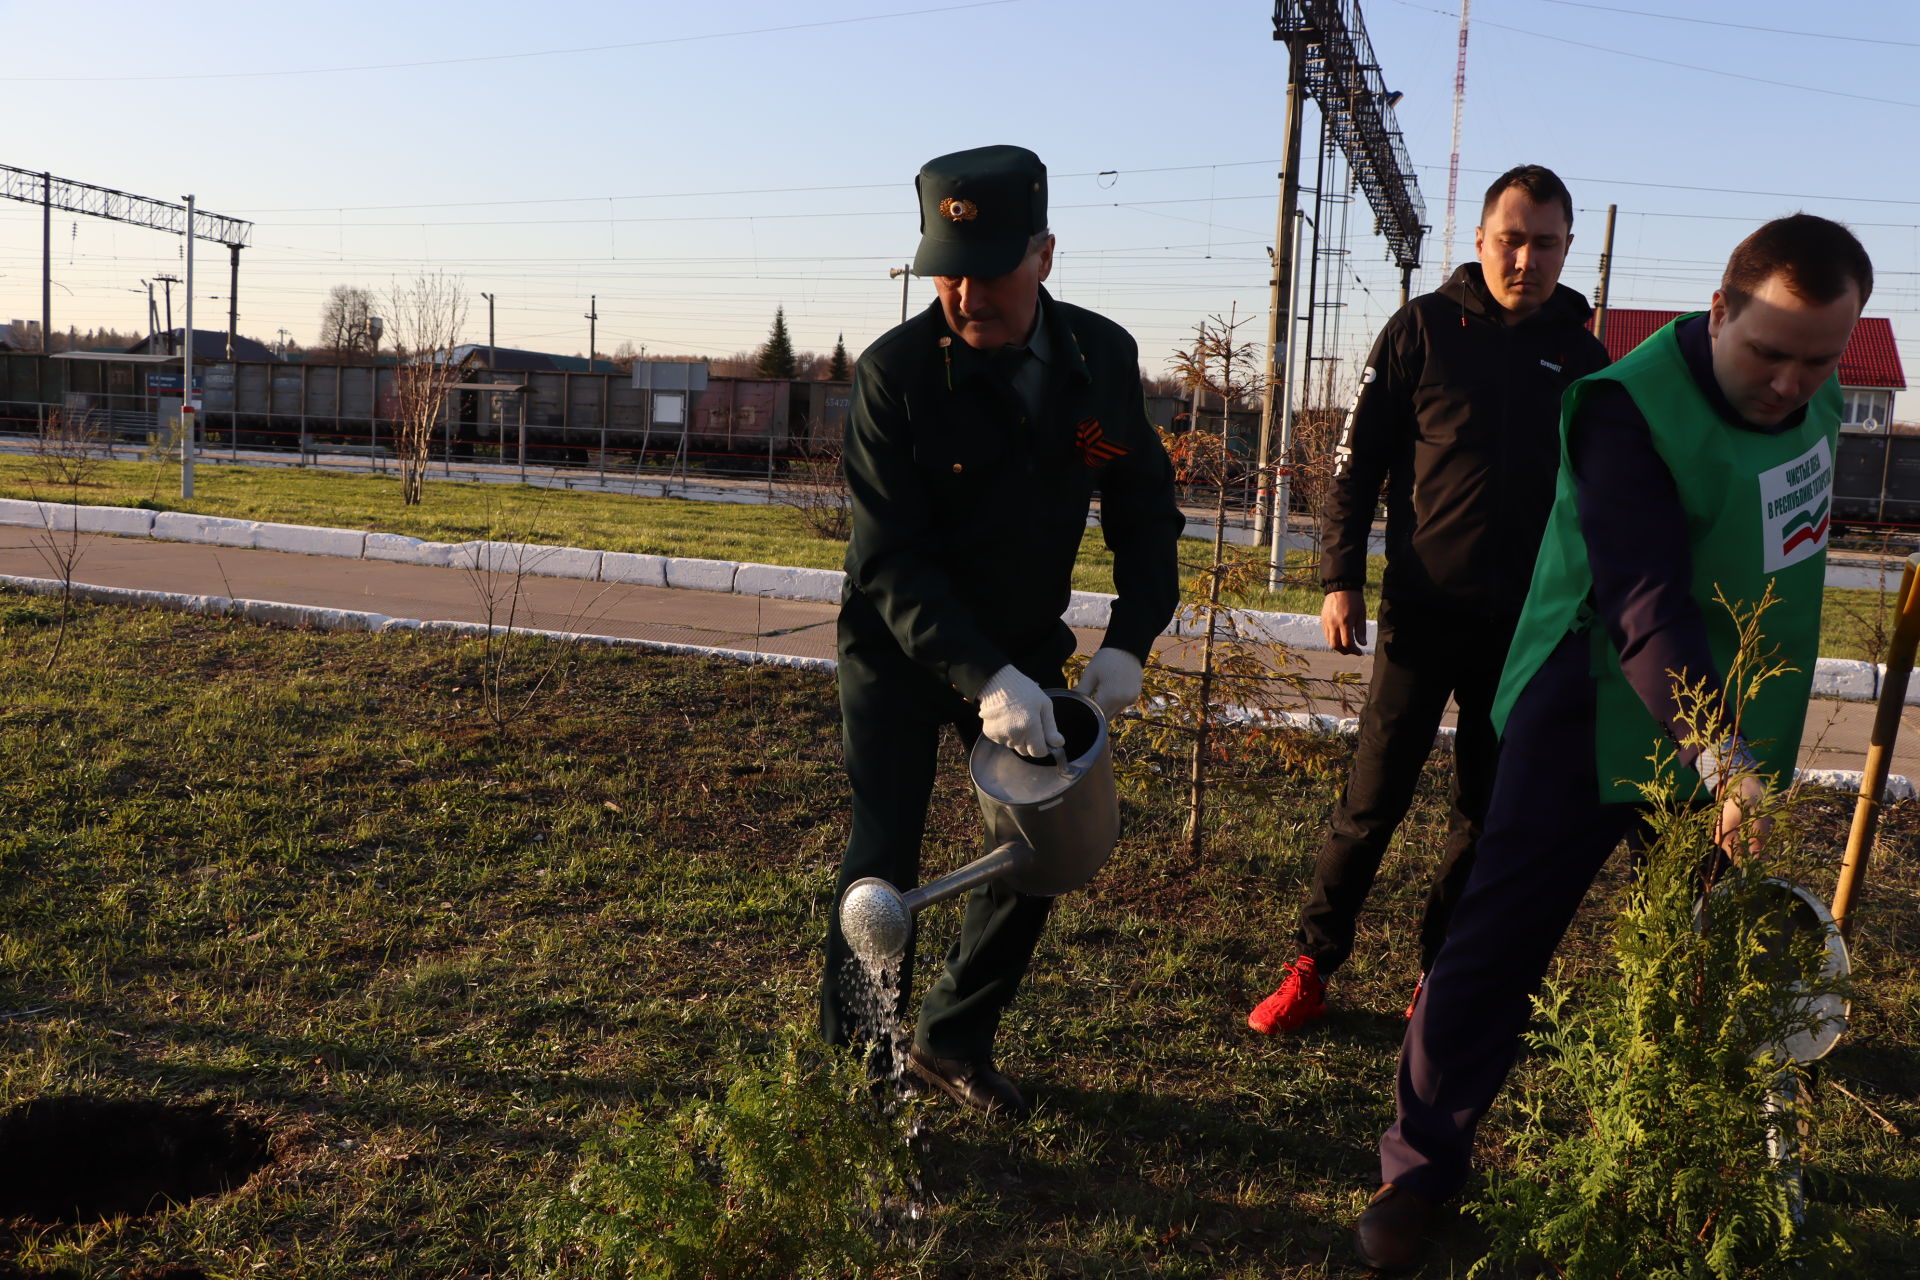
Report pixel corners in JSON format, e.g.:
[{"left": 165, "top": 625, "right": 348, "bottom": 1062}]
[
  {"left": 821, "top": 145, "right": 1182, "bottom": 1119},
  {"left": 1354, "top": 214, "right": 1874, "bottom": 1271}
]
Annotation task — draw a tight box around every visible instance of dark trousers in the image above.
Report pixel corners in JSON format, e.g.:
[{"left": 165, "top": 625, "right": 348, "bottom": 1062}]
[
  {"left": 820, "top": 624, "right": 1068, "bottom": 1063},
  {"left": 1380, "top": 633, "right": 1642, "bottom": 1201},
  {"left": 1297, "top": 597, "right": 1516, "bottom": 975}
]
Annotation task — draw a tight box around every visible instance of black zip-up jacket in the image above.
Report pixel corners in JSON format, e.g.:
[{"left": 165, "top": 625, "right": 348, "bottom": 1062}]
[
  {"left": 1320, "top": 262, "right": 1611, "bottom": 614},
  {"left": 839, "top": 288, "right": 1182, "bottom": 699}
]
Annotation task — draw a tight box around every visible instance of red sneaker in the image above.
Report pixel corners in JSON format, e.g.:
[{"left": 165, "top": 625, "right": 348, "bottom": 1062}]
[
  {"left": 1248, "top": 954, "right": 1327, "bottom": 1034},
  {"left": 1404, "top": 973, "right": 1426, "bottom": 1020}
]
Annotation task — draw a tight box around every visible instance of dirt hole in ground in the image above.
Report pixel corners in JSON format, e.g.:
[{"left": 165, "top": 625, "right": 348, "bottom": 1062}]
[{"left": 0, "top": 1096, "right": 269, "bottom": 1225}]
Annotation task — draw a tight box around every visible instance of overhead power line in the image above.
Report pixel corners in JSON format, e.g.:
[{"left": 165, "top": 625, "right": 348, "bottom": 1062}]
[
  {"left": 1526, "top": 0, "right": 1920, "bottom": 49},
  {"left": 1418, "top": 163, "right": 1920, "bottom": 210},
  {"left": 234, "top": 160, "right": 1294, "bottom": 215},
  {"left": 0, "top": 0, "right": 1020, "bottom": 83},
  {"left": 1382, "top": 0, "right": 1920, "bottom": 110}
]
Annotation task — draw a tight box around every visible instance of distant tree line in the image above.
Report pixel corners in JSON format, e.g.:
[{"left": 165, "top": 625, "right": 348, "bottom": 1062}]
[{"left": 3, "top": 321, "right": 154, "bottom": 353}]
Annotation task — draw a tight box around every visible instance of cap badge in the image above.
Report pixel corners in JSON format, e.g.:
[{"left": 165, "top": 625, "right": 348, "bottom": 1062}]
[{"left": 938, "top": 197, "right": 980, "bottom": 224}]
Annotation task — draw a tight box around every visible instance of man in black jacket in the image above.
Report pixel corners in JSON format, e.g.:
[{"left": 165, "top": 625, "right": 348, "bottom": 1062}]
[
  {"left": 822, "top": 145, "right": 1183, "bottom": 1117},
  {"left": 1249, "top": 165, "right": 1611, "bottom": 1035}
]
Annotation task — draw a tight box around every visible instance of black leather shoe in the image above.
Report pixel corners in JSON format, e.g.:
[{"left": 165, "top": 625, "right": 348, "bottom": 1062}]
[
  {"left": 1354, "top": 1183, "right": 1439, "bottom": 1272},
  {"left": 905, "top": 1045, "right": 1031, "bottom": 1118}
]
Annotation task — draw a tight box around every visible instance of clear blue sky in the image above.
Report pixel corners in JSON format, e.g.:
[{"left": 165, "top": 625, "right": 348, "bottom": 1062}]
[{"left": 3, "top": 0, "right": 1915, "bottom": 417}]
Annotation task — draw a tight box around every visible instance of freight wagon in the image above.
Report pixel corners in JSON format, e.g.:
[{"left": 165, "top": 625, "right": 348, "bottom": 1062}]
[{"left": 0, "top": 351, "right": 852, "bottom": 474}]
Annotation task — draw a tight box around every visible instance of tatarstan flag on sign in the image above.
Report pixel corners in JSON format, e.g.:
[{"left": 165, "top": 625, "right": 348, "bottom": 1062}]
[{"left": 1781, "top": 497, "right": 1831, "bottom": 558}]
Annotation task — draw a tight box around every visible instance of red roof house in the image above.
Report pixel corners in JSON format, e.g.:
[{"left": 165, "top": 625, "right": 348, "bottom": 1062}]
[
  {"left": 1591, "top": 308, "right": 1905, "bottom": 390},
  {"left": 1591, "top": 307, "right": 1905, "bottom": 431}
]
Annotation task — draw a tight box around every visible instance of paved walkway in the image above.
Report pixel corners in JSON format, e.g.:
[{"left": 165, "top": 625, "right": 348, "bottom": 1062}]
[{"left": 2, "top": 524, "right": 1914, "bottom": 780}]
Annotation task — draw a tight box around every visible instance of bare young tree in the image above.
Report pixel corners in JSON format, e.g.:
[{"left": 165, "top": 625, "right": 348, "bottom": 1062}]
[
  {"left": 318, "top": 285, "right": 380, "bottom": 361},
  {"left": 772, "top": 451, "right": 852, "bottom": 540},
  {"left": 1112, "top": 309, "right": 1357, "bottom": 859},
  {"left": 32, "top": 406, "right": 109, "bottom": 489},
  {"left": 385, "top": 272, "right": 469, "bottom": 506}
]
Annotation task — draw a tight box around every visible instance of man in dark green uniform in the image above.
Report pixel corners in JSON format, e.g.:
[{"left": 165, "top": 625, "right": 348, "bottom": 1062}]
[{"left": 821, "top": 144, "right": 1183, "bottom": 1118}]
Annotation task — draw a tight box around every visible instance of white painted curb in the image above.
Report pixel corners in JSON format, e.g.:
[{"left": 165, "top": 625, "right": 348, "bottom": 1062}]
[
  {"left": 0, "top": 498, "right": 47, "bottom": 527},
  {"left": 734, "top": 562, "right": 843, "bottom": 603},
  {"left": 467, "top": 540, "right": 602, "bottom": 580},
  {"left": 254, "top": 521, "right": 367, "bottom": 559},
  {"left": 665, "top": 556, "right": 738, "bottom": 592},
  {"left": 76, "top": 505, "right": 158, "bottom": 537},
  {"left": 599, "top": 551, "right": 669, "bottom": 588},
  {"left": 1062, "top": 590, "right": 1115, "bottom": 629},
  {"left": 364, "top": 533, "right": 464, "bottom": 568},
  {"left": 152, "top": 511, "right": 258, "bottom": 548}
]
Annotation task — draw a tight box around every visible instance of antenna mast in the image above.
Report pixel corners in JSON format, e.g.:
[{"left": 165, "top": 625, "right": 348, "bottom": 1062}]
[{"left": 1440, "top": 0, "right": 1471, "bottom": 278}]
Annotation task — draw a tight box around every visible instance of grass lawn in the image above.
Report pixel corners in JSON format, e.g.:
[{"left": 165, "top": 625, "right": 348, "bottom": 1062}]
[
  {"left": 0, "top": 596, "right": 1916, "bottom": 1276},
  {"left": 0, "top": 452, "right": 1904, "bottom": 660}
]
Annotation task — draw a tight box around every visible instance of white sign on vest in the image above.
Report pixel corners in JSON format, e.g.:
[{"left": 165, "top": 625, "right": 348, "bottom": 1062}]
[{"left": 1757, "top": 436, "right": 1834, "bottom": 573}]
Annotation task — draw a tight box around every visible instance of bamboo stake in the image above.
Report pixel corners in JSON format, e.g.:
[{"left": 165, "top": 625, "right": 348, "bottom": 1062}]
[{"left": 1832, "top": 552, "right": 1920, "bottom": 941}]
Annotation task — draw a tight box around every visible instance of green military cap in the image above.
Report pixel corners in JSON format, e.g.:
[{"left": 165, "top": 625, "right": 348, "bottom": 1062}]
[{"left": 911, "top": 144, "right": 1048, "bottom": 279}]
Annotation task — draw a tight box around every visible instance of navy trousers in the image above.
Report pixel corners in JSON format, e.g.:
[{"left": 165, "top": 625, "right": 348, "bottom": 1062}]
[{"left": 1380, "top": 632, "right": 1643, "bottom": 1201}]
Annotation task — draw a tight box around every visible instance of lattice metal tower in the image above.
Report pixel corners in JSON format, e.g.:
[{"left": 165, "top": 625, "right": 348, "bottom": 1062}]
[
  {"left": 1440, "top": 0, "right": 1471, "bottom": 278},
  {"left": 1262, "top": 1, "right": 1427, "bottom": 575}
]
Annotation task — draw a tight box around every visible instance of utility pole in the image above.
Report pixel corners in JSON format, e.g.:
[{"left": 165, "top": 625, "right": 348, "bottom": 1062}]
[
  {"left": 586, "top": 295, "right": 598, "bottom": 369},
  {"left": 181, "top": 194, "right": 196, "bottom": 500},
  {"left": 276, "top": 327, "right": 291, "bottom": 357},
  {"left": 481, "top": 291, "right": 495, "bottom": 368},
  {"left": 1271, "top": 206, "right": 1313, "bottom": 589},
  {"left": 1255, "top": 31, "right": 1308, "bottom": 561},
  {"left": 40, "top": 172, "right": 51, "bottom": 353},
  {"left": 888, "top": 264, "right": 911, "bottom": 323},
  {"left": 1593, "top": 202, "right": 1618, "bottom": 344},
  {"left": 227, "top": 244, "right": 241, "bottom": 359},
  {"left": 155, "top": 274, "right": 179, "bottom": 351},
  {"left": 1187, "top": 320, "right": 1205, "bottom": 439},
  {"left": 143, "top": 279, "right": 159, "bottom": 343}
]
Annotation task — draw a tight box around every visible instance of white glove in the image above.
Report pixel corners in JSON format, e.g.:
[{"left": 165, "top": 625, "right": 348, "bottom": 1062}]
[
  {"left": 1075, "top": 647, "right": 1143, "bottom": 720},
  {"left": 977, "top": 665, "right": 1065, "bottom": 759}
]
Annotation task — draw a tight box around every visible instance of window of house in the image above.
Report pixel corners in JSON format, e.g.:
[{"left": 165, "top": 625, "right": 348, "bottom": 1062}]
[{"left": 1842, "top": 387, "right": 1891, "bottom": 431}]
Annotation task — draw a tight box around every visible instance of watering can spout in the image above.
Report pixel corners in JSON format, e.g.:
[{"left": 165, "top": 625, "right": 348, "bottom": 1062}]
[{"left": 841, "top": 841, "right": 1037, "bottom": 965}]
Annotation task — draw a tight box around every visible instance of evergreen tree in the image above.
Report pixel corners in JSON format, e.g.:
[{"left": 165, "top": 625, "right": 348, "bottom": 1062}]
[
  {"left": 827, "top": 333, "right": 850, "bottom": 381},
  {"left": 1469, "top": 594, "right": 1852, "bottom": 1278},
  {"left": 756, "top": 306, "right": 797, "bottom": 380}
]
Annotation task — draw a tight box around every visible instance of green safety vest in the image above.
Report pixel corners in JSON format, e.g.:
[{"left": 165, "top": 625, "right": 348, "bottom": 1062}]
[{"left": 1493, "top": 315, "right": 1841, "bottom": 803}]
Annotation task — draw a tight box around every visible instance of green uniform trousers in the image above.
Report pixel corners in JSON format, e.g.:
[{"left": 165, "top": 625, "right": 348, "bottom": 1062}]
[{"left": 820, "top": 617, "right": 1070, "bottom": 1062}]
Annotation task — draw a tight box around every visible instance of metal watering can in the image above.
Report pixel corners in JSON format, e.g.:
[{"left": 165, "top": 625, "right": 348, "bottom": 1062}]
[
  {"left": 1692, "top": 874, "right": 1852, "bottom": 1226},
  {"left": 839, "top": 689, "right": 1119, "bottom": 965},
  {"left": 1694, "top": 876, "right": 1851, "bottom": 1065}
]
